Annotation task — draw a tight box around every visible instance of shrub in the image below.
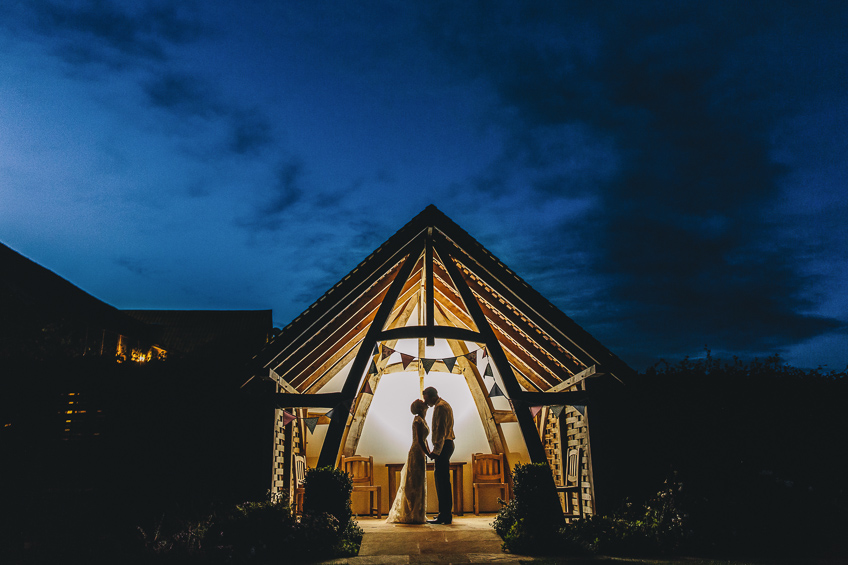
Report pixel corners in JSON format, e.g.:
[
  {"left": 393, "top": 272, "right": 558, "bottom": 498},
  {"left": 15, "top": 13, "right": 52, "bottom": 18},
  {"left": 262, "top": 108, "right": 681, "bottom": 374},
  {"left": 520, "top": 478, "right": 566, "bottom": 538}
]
[
  {"left": 493, "top": 463, "right": 564, "bottom": 554},
  {"left": 302, "top": 466, "right": 354, "bottom": 532}
]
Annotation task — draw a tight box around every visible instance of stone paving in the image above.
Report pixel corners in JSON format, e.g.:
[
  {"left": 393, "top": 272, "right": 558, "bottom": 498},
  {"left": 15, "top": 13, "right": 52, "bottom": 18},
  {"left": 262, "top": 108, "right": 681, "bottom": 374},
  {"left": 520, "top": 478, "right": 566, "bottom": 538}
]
[{"left": 317, "top": 514, "right": 538, "bottom": 564}]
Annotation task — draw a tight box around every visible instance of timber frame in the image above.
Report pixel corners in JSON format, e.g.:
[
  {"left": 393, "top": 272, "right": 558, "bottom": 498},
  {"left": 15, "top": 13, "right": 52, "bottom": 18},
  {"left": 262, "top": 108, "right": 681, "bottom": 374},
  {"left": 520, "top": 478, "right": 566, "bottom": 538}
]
[{"left": 248, "top": 205, "right": 633, "bottom": 517}]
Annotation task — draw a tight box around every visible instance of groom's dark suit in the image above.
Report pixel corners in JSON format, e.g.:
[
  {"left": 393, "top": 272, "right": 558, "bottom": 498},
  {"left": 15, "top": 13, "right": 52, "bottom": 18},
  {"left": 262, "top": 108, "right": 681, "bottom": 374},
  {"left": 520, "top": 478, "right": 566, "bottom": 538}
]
[{"left": 430, "top": 397, "right": 456, "bottom": 522}]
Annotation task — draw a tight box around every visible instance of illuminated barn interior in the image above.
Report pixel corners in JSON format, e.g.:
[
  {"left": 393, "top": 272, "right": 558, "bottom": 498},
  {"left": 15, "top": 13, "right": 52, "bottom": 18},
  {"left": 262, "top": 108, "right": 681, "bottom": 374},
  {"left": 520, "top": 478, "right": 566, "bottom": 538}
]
[{"left": 247, "top": 205, "right": 633, "bottom": 515}]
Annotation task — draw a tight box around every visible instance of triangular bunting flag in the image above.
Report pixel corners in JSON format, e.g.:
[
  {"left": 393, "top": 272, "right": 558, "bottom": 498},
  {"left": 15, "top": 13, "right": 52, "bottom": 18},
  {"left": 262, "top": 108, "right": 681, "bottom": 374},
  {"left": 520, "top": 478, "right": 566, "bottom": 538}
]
[
  {"left": 372, "top": 343, "right": 380, "bottom": 357},
  {"left": 363, "top": 379, "right": 373, "bottom": 394},
  {"left": 488, "top": 382, "right": 504, "bottom": 397},
  {"left": 381, "top": 345, "right": 394, "bottom": 361},
  {"left": 325, "top": 407, "right": 336, "bottom": 420},
  {"left": 466, "top": 350, "right": 477, "bottom": 364},
  {"left": 443, "top": 357, "right": 457, "bottom": 373},
  {"left": 482, "top": 347, "right": 488, "bottom": 358},
  {"left": 530, "top": 405, "right": 543, "bottom": 418},
  {"left": 401, "top": 353, "right": 415, "bottom": 369},
  {"left": 304, "top": 417, "right": 318, "bottom": 433},
  {"left": 422, "top": 358, "right": 436, "bottom": 374},
  {"left": 369, "top": 359, "right": 378, "bottom": 375},
  {"left": 484, "top": 363, "right": 493, "bottom": 377},
  {"left": 551, "top": 405, "right": 566, "bottom": 418},
  {"left": 573, "top": 404, "right": 586, "bottom": 416},
  {"left": 282, "top": 410, "right": 296, "bottom": 425}
]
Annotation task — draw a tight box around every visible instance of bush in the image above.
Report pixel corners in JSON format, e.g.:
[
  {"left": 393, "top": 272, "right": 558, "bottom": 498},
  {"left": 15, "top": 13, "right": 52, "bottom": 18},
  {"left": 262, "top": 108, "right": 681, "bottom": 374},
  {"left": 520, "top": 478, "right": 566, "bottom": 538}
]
[
  {"left": 559, "top": 475, "right": 688, "bottom": 557},
  {"left": 493, "top": 463, "right": 564, "bottom": 554},
  {"left": 302, "top": 466, "right": 354, "bottom": 532}
]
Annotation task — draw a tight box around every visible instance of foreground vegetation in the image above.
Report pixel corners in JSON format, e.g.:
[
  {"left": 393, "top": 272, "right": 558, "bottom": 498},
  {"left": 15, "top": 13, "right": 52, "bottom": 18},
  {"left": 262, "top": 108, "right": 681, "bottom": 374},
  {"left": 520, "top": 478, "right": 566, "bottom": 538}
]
[{"left": 496, "top": 354, "right": 848, "bottom": 560}]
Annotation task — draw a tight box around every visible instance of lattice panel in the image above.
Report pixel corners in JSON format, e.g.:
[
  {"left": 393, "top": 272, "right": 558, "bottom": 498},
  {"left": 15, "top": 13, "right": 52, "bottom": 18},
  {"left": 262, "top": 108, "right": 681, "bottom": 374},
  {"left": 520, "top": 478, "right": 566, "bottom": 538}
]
[{"left": 563, "top": 404, "right": 594, "bottom": 518}]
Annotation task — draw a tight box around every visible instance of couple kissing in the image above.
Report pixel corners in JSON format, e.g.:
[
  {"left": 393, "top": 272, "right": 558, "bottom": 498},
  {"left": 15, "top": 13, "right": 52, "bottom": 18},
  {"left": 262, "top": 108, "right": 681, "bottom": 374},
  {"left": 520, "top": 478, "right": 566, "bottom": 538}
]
[{"left": 386, "top": 386, "right": 455, "bottom": 524}]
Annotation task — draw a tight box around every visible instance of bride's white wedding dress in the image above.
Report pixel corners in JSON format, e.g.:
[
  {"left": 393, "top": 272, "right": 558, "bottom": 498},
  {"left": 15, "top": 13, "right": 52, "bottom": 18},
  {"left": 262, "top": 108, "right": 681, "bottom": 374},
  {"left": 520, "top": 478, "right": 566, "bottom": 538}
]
[{"left": 386, "top": 414, "right": 428, "bottom": 523}]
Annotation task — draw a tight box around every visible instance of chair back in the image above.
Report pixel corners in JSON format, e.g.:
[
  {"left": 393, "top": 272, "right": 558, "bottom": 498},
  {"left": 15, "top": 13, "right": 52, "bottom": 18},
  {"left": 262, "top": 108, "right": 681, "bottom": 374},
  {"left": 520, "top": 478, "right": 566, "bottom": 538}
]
[
  {"left": 565, "top": 447, "right": 582, "bottom": 486},
  {"left": 341, "top": 455, "right": 375, "bottom": 486},
  {"left": 472, "top": 453, "right": 505, "bottom": 484},
  {"left": 295, "top": 455, "right": 307, "bottom": 487}
]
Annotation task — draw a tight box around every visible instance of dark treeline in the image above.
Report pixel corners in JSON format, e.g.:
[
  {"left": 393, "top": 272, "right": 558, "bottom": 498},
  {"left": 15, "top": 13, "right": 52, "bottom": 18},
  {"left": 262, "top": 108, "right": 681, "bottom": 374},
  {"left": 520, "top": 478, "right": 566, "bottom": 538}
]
[{"left": 590, "top": 352, "right": 848, "bottom": 558}]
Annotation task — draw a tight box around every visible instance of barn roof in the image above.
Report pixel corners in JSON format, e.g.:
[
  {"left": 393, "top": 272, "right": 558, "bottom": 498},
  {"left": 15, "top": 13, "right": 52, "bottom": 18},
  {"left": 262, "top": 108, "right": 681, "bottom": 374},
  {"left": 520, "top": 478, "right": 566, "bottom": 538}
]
[
  {"left": 250, "top": 204, "right": 632, "bottom": 392},
  {"left": 248, "top": 205, "right": 633, "bottom": 467}
]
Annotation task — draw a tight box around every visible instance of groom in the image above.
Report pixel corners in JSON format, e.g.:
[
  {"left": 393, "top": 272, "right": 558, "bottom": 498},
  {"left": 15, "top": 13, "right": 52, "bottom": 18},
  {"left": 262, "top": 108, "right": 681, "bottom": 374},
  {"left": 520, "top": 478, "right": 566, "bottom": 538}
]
[{"left": 423, "top": 386, "right": 455, "bottom": 524}]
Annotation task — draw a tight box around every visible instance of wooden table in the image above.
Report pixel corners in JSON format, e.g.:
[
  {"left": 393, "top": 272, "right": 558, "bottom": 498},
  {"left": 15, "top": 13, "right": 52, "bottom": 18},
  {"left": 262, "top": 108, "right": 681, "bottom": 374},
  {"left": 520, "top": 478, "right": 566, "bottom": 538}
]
[{"left": 386, "top": 461, "right": 466, "bottom": 516}]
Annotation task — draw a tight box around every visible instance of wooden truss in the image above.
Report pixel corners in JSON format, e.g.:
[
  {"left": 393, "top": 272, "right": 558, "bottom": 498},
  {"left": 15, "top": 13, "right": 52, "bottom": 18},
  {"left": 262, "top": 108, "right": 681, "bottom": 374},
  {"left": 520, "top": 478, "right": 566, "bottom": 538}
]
[{"left": 250, "top": 205, "right": 633, "bottom": 477}]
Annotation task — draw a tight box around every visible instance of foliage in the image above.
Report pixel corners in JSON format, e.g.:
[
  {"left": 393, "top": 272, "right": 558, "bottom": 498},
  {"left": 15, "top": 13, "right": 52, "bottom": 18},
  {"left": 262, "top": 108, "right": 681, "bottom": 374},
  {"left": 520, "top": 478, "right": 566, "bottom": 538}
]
[
  {"left": 493, "top": 462, "right": 565, "bottom": 554},
  {"left": 559, "top": 475, "right": 689, "bottom": 557},
  {"left": 302, "top": 465, "right": 355, "bottom": 532}
]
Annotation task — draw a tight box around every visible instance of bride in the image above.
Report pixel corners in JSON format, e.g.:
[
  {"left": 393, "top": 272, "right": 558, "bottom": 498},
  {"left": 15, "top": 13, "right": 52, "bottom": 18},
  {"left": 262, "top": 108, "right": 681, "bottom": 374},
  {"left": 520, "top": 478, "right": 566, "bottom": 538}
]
[{"left": 386, "top": 399, "right": 431, "bottom": 523}]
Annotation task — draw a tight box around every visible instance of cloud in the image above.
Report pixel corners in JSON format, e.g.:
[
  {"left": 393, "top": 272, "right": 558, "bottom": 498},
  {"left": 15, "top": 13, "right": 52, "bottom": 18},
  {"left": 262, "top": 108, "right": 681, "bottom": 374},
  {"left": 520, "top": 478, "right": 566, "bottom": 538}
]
[
  {"left": 424, "top": 2, "right": 846, "bottom": 363},
  {"left": 143, "top": 72, "right": 218, "bottom": 116},
  {"left": 37, "top": 0, "right": 200, "bottom": 60},
  {"left": 238, "top": 158, "right": 306, "bottom": 232}
]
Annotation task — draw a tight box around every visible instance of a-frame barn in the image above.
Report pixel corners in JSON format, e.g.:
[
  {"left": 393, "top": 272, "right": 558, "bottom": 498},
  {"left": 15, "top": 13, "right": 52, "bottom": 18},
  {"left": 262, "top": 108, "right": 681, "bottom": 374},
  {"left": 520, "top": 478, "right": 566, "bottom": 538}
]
[{"left": 248, "top": 205, "right": 632, "bottom": 516}]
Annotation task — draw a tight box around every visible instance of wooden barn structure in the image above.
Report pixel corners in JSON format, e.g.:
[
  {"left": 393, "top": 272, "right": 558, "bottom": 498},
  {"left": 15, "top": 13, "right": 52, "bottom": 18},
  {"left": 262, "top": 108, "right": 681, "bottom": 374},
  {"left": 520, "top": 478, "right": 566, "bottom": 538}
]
[{"left": 247, "top": 205, "right": 632, "bottom": 517}]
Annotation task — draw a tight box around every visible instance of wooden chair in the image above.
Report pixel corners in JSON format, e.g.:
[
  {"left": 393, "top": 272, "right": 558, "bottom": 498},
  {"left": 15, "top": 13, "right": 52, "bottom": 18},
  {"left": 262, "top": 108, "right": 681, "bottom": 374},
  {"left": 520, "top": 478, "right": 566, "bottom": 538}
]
[
  {"left": 293, "top": 455, "right": 307, "bottom": 514},
  {"left": 341, "top": 455, "right": 382, "bottom": 518},
  {"left": 555, "top": 447, "right": 584, "bottom": 520},
  {"left": 472, "top": 453, "right": 509, "bottom": 515}
]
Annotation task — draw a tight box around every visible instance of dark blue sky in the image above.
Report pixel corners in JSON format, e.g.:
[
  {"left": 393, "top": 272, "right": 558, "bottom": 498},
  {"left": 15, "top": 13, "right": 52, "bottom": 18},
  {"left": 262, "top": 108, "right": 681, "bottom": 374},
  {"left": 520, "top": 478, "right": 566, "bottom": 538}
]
[{"left": 1, "top": 1, "right": 846, "bottom": 370}]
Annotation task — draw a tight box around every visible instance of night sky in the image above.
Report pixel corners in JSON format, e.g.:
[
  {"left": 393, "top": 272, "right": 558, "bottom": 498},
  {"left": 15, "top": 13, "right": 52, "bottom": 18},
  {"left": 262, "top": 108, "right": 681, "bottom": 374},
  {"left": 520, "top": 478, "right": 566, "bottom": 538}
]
[{"left": 1, "top": 1, "right": 846, "bottom": 371}]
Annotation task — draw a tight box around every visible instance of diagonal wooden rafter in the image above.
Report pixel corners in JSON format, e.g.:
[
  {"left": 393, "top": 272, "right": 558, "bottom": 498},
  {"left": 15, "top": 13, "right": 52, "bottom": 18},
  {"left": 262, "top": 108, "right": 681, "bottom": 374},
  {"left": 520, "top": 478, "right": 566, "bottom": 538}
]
[
  {"left": 433, "top": 240, "right": 548, "bottom": 464},
  {"left": 318, "top": 238, "right": 424, "bottom": 468}
]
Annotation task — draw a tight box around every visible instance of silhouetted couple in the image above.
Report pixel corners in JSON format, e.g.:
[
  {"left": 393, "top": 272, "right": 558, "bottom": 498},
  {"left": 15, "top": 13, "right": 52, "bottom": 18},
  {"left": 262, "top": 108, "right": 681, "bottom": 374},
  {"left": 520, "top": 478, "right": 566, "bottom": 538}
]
[{"left": 386, "top": 386, "right": 455, "bottom": 524}]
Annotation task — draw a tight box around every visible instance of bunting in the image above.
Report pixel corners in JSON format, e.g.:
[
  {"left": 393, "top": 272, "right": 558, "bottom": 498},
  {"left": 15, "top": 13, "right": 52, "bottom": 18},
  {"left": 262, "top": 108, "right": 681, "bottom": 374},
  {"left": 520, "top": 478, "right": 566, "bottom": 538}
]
[
  {"left": 422, "top": 358, "right": 436, "bottom": 374},
  {"left": 400, "top": 353, "right": 415, "bottom": 369},
  {"left": 282, "top": 410, "right": 296, "bottom": 425},
  {"left": 304, "top": 417, "right": 318, "bottom": 433},
  {"left": 381, "top": 345, "right": 394, "bottom": 361},
  {"left": 488, "top": 382, "right": 504, "bottom": 397},
  {"left": 530, "top": 405, "right": 543, "bottom": 418},
  {"left": 443, "top": 356, "right": 457, "bottom": 373},
  {"left": 325, "top": 407, "right": 336, "bottom": 420},
  {"left": 362, "top": 379, "right": 373, "bottom": 394},
  {"left": 466, "top": 350, "right": 477, "bottom": 365},
  {"left": 369, "top": 359, "right": 379, "bottom": 375},
  {"left": 551, "top": 405, "right": 566, "bottom": 418},
  {"left": 573, "top": 405, "right": 586, "bottom": 416},
  {"left": 350, "top": 401, "right": 356, "bottom": 415},
  {"left": 484, "top": 363, "right": 493, "bottom": 377},
  {"left": 482, "top": 347, "right": 488, "bottom": 358},
  {"left": 372, "top": 343, "right": 380, "bottom": 357}
]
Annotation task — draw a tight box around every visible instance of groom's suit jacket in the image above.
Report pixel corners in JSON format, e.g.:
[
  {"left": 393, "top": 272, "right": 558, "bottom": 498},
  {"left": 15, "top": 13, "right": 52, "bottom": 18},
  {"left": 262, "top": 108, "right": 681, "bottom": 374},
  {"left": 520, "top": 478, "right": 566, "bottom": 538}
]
[{"left": 431, "top": 398, "right": 456, "bottom": 456}]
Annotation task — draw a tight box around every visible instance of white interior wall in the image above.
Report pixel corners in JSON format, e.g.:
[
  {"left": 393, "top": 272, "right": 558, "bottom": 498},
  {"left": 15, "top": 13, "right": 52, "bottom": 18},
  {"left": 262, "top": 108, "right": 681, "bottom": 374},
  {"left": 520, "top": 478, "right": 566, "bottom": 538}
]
[{"left": 303, "top": 337, "right": 531, "bottom": 514}]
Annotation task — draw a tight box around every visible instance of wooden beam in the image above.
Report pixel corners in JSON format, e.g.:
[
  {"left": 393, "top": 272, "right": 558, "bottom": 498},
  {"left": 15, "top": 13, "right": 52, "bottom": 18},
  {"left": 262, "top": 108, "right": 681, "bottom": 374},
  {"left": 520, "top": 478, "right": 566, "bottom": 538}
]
[
  {"left": 425, "top": 227, "right": 435, "bottom": 346},
  {"left": 342, "top": 295, "right": 419, "bottom": 456},
  {"left": 434, "top": 303, "right": 507, "bottom": 456},
  {"left": 517, "top": 391, "right": 590, "bottom": 406},
  {"left": 548, "top": 365, "right": 598, "bottom": 392},
  {"left": 257, "top": 226, "right": 427, "bottom": 372},
  {"left": 493, "top": 410, "right": 517, "bottom": 423},
  {"left": 270, "top": 368, "right": 298, "bottom": 393},
  {"left": 275, "top": 392, "right": 344, "bottom": 408},
  {"left": 378, "top": 326, "right": 481, "bottom": 342},
  {"left": 275, "top": 262, "right": 421, "bottom": 388},
  {"left": 293, "top": 280, "right": 421, "bottom": 392},
  {"left": 435, "top": 241, "right": 548, "bottom": 464},
  {"left": 318, "top": 240, "right": 424, "bottom": 468}
]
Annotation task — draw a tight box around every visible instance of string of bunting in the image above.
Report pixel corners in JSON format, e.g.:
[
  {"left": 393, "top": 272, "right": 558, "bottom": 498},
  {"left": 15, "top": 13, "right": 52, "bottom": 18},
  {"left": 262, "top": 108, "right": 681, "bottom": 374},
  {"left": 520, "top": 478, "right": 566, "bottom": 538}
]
[{"left": 372, "top": 343, "right": 488, "bottom": 375}]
